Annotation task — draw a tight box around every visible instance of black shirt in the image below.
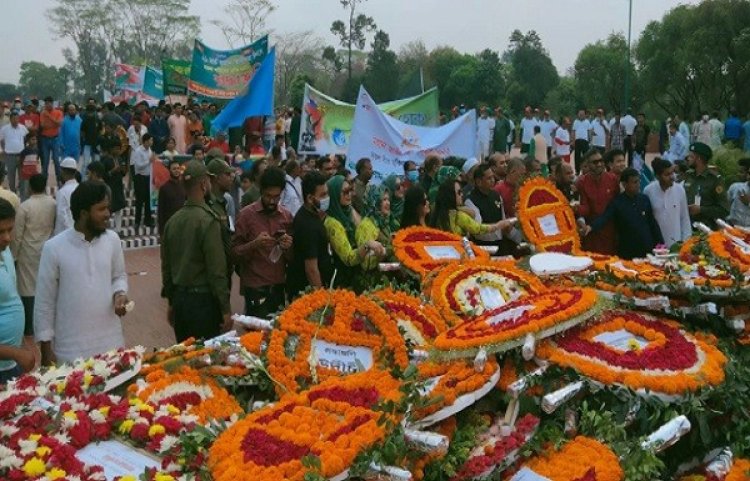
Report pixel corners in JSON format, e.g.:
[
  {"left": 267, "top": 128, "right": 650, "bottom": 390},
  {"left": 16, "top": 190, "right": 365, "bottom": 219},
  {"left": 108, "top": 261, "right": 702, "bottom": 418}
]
[
  {"left": 468, "top": 188, "right": 504, "bottom": 224},
  {"left": 591, "top": 192, "right": 664, "bottom": 260},
  {"left": 288, "top": 206, "right": 333, "bottom": 296}
]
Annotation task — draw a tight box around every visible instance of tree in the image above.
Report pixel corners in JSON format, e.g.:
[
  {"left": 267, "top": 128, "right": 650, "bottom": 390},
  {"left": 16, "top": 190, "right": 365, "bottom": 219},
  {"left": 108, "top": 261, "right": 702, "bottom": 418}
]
[
  {"left": 0, "top": 84, "right": 21, "bottom": 101},
  {"left": 504, "top": 30, "right": 559, "bottom": 113},
  {"left": 210, "top": 0, "right": 275, "bottom": 48},
  {"left": 19, "top": 62, "right": 69, "bottom": 99},
  {"left": 635, "top": 0, "right": 750, "bottom": 118},
  {"left": 274, "top": 31, "right": 327, "bottom": 106},
  {"left": 426, "top": 46, "right": 473, "bottom": 109},
  {"left": 543, "top": 76, "right": 580, "bottom": 120},
  {"left": 397, "top": 40, "right": 429, "bottom": 97},
  {"left": 47, "top": 0, "right": 199, "bottom": 100},
  {"left": 329, "top": 0, "right": 377, "bottom": 80},
  {"left": 364, "top": 30, "right": 399, "bottom": 101},
  {"left": 574, "top": 33, "right": 637, "bottom": 112}
]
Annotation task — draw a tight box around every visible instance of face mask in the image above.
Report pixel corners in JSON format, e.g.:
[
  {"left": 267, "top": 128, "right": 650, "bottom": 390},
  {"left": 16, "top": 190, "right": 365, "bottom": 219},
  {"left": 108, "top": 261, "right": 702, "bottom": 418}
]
[
  {"left": 702, "top": 115, "right": 709, "bottom": 121},
  {"left": 318, "top": 196, "right": 330, "bottom": 212},
  {"left": 670, "top": 172, "right": 678, "bottom": 182},
  {"left": 407, "top": 170, "right": 419, "bottom": 182}
]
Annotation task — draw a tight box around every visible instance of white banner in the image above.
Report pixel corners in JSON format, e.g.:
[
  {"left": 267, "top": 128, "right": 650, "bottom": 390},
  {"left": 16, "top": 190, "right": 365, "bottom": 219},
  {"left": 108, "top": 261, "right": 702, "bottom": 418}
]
[{"left": 347, "top": 86, "right": 478, "bottom": 182}]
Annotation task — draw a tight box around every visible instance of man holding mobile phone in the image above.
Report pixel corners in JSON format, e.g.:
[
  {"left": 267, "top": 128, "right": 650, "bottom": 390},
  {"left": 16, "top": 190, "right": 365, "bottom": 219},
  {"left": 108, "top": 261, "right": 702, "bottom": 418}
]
[{"left": 231, "top": 167, "right": 293, "bottom": 317}]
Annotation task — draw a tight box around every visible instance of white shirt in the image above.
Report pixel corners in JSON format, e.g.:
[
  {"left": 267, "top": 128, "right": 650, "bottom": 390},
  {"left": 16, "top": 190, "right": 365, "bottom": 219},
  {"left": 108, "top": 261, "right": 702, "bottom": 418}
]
[
  {"left": 34, "top": 228, "right": 127, "bottom": 364},
  {"left": 622, "top": 114, "right": 637, "bottom": 135},
  {"left": 643, "top": 181, "right": 691, "bottom": 247},
  {"left": 280, "top": 174, "right": 303, "bottom": 216},
  {"left": 520, "top": 117, "right": 538, "bottom": 144},
  {"left": 54, "top": 179, "right": 79, "bottom": 236},
  {"left": 540, "top": 119, "right": 558, "bottom": 145},
  {"left": 0, "top": 123, "right": 28, "bottom": 154},
  {"left": 573, "top": 119, "right": 591, "bottom": 142},
  {"left": 127, "top": 125, "right": 148, "bottom": 149},
  {"left": 665, "top": 132, "right": 688, "bottom": 162},
  {"left": 554, "top": 128, "right": 571, "bottom": 156},
  {"left": 729, "top": 182, "right": 750, "bottom": 227},
  {"left": 590, "top": 118, "right": 608, "bottom": 147},
  {"left": 477, "top": 116, "right": 495, "bottom": 143},
  {"left": 132, "top": 145, "right": 152, "bottom": 176}
]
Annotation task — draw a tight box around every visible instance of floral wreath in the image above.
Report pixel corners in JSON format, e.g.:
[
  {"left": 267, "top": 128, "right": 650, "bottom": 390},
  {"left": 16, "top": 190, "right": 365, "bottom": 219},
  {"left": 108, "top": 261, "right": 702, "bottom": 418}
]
[
  {"left": 677, "top": 457, "right": 750, "bottom": 481},
  {"left": 370, "top": 288, "right": 448, "bottom": 347},
  {"left": 412, "top": 358, "right": 500, "bottom": 423},
  {"left": 516, "top": 436, "right": 624, "bottom": 481},
  {"left": 450, "top": 413, "right": 539, "bottom": 481},
  {"left": 427, "top": 260, "right": 547, "bottom": 326},
  {"left": 516, "top": 177, "right": 581, "bottom": 254},
  {"left": 209, "top": 370, "right": 402, "bottom": 481},
  {"left": 678, "top": 237, "right": 735, "bottom": 288},
  {"left": 132, "top": 366, "right": 243, "bottom": 424},
  {"left": 1, "top": 433, "right": 108, "bottom": 481},
  {"left": 605, "top": 259, "right": 668, "bottom": 284},
  {"left": 432, "top": 287, "right": 602, "bottom": 360},
  {"left": 706, "top": 231, "right": 750, "bottom": 272},
  {"left": 392, "top": 226, "right": 489, "bottom": 277},
  {"left": 537, "top": 310, "right": 727, "bottom": 398},
  {"left": 267, "top": 289, "right": 410, "bottom": 395}
]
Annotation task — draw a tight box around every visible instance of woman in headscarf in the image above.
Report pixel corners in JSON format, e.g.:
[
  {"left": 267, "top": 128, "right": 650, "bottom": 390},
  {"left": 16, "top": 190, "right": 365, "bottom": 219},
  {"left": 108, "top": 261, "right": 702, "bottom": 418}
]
[
  {"left": 356, "top": 184, "right": 393, "bottom": 254},
  {"left": 428, "top": 166, "right": 461, "bottom": 205},
  {"left": 324, "top": 175, "right": 385, "bottom": 289},
  {"left": 429, "top": 180, "right": 512, "bottom": 237},
  {"left": 382, "top": 174, "right": 404, "bottom": 231}
]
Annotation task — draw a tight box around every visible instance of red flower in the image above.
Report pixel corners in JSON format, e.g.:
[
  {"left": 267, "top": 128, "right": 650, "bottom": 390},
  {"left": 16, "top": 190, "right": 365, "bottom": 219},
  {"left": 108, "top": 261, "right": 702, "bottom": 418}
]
[{"left": 130, "top": 422, "right": 150, "bottom": 442}]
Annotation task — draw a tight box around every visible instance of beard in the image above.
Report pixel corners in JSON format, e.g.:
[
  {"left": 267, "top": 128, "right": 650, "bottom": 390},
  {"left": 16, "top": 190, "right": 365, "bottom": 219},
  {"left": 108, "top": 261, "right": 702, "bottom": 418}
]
[{"left": 86, "top": 217, "right": 107, "bottom": 238}]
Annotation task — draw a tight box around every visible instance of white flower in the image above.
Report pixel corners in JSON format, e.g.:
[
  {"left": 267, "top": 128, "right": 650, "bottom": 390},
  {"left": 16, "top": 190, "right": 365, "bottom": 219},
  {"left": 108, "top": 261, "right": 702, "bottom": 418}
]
[
  {"left": 89, "top": 409, "right": 106, "bottom": 424},
  {"left": 165, "top": 461, "right": 181, "bottom": 471},
  {"left": 53, "top": 432, "right": 71, "bottom": 445},
  {"left": 0, "top": 445, "right": 22, "bottom": 468},
  {"left": 17, "top": 438, "right": 38, "bottom": 456},
  {"left": 159, "top": 435, "right": 179, "bottom": 453},
  {"left": 0, "top": 424, "right": 20, "bottom": 438}
]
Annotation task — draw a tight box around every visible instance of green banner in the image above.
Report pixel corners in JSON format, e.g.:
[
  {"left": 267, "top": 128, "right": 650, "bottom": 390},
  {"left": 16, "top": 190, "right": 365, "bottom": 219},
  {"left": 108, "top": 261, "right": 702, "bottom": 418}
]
[
  {"left": 298, "top": 84, "right": 440, "bottom": 155},
  {"left": 187, "top": 36, "right": 269, "bottom": 99},
  {"left": 162, "top": 59, "right": 191, "bottom": 96}
]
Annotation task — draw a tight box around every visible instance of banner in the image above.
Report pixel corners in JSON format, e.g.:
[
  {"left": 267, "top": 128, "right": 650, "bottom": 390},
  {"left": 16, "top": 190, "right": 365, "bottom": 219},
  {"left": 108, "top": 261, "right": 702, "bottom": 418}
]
[
  {"left": 298, "top": 84, "right": 440, "bottom": 155},
  {"left": 212, "top": 48, "right": 275, "bottom": 132},
  {"left": 143, "top": 67, "right": 163, "bottom": 100},
  {"left": 162, "top": 59, "right": 191, "bottom": 96},
  {"left": 114, "top": 64, "right": 145, "bottom": 92},
  {"left": 347, "top": 86, "right": 477, "bottom": 182},
  {"left": 188, "top": 36, "right": 269, "bottom": 99}
]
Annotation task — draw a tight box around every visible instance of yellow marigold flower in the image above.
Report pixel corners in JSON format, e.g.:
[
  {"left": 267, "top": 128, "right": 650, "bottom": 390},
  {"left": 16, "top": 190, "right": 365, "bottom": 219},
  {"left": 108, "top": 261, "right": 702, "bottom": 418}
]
[
  {"left": 47, "top": 468, "right": 67, "bottom": 480},
  {"left": 118, "top": 419, "right": 135, "bottom": 434},
  {"left": 23, "top": 457, "right": 47, "bottom": 477},
  {"left": 83, "top": 373, "right": 94, "bottom": 386},
  {"left": 118, "top": 476, "right": 138, "bottom": 481},
  {"left": 166, "top": 404, "right": 181, "bottom": 415},
  {"left": 148, "top": 424, "right": 166, "bottom": 437},
  {"left": 63, "top": 410, "right": 77, "bottom": 420},
  {"left": 56, "top": 383, "right": 65, "bottom": 394},
  {"left": 28, "top": 434, "right": 41, "bottom": 441},
  {"left": 139, "top": 404, "right": 155, "bottom": 414},
  {"left": 154, "top": 473, "right": 176, "bottom": 481},
  {"left": 98, "top": 406, "right": 111, "bottom": 416},
  {"left": 35, "top": 446, "right": 52, "bottom": 457}
]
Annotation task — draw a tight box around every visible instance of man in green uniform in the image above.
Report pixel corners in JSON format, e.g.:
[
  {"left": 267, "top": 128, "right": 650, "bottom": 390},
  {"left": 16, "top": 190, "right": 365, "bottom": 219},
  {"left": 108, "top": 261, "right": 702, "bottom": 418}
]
[
  {"left": 683, "top": 142, "right": 728, "bottom": 228},
  {"left": 161, "top": 160, "right": 231, "bottom": 342},
  {"left": 493, "top": 107, "right": 512, "bottom": 154},
  {"left": 206, "top": 158, "right": 235, "bottom": 275}
]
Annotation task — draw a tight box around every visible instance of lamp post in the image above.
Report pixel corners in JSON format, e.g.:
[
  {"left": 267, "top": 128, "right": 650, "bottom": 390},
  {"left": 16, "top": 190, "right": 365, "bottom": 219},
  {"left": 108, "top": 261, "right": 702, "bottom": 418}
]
[{"left": 624, "top": 0, "right": 633, "bottom": 111}]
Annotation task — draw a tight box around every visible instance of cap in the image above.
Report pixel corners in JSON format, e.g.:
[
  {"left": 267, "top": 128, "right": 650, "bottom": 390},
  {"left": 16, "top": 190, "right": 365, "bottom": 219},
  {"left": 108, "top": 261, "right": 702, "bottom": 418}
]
[
  {"left": 689, "top": 142, "right": 712, "bottom": 161},
  {"left": 462, "top": 157, "right": 480, "bottom": 175},
  {"left": 207, "top": 158, "right": 233, "bottom": 176},
  {"left": 60, "top": 157, "right": 78, "bottom": 170},
  {"left": 183, "top": 160, "right": 211, "bottom": 181},
  {"left": 206, "top": 147, "right": 226, "bottom": 161}
]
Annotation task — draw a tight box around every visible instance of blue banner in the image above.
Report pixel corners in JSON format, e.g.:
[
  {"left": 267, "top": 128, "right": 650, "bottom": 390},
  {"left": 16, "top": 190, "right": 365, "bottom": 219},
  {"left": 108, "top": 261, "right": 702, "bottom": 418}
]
[
  {"left": 188, "top": 36, "right": 269, "bottom": 99},
  {"left": 143, "top": 67, "right": 163, "bottom": 100}
]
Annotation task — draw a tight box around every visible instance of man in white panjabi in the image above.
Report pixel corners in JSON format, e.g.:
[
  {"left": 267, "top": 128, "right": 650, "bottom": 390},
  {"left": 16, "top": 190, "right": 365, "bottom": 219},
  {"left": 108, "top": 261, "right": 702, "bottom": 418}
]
[
  {"left": 35, "top": 181, "right": 131, "bottom": 365},
  {"left": 643, "top": 158, "right": 691, "bottom": 248}
]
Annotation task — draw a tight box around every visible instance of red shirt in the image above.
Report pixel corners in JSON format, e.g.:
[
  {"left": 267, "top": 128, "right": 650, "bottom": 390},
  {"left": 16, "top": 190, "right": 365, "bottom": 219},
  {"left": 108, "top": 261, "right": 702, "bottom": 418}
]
[
  {"left": 231, "top": 200, "right": 293, "bottom": 288},
  {"left": 208, "top": 139, "right": 230, "bottom": 154},
  {"left": 577, "top": 171, "right": 619, "bottom": 255},
  {"left": 40, "top": 109, "right": 63, "bottom": 137},
  {"left": 19, "top": 112, "right": 40, "bottom": 132},
  {"left": 494, "top": 181, "right": 516, "bottom": 217}
]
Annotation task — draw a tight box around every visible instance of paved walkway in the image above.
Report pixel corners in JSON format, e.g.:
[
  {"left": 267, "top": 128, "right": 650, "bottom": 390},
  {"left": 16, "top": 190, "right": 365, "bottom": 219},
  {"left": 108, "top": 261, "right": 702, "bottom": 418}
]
[{"left": 121, "top": 247, "right": 245, "bottom": 350}]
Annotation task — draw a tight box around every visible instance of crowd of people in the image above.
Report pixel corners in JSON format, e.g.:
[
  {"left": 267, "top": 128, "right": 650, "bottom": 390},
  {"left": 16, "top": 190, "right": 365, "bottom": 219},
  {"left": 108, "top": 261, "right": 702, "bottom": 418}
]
[{"left": 1, "top": 94, "right": 750, "bottom": 385}]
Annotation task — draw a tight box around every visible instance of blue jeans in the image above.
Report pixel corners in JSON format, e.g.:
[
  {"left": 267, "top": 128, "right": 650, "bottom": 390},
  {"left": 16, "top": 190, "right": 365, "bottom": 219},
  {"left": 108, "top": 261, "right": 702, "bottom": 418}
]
[
  {"left": 0, "top": 364, "right": 22, "bottom": 385},
  {"left": 40, "top": 136, "right": 61, "bottom": 182}
]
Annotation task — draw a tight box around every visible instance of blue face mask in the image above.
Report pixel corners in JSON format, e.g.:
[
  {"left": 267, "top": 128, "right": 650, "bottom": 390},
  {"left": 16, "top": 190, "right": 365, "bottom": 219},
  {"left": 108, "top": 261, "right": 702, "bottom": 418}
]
[
  {"left": 407, "top": 170, "right": 419, "bottom": 182},
  {"left": 318, "top": 196, "right": 330, "bottom": 212}
]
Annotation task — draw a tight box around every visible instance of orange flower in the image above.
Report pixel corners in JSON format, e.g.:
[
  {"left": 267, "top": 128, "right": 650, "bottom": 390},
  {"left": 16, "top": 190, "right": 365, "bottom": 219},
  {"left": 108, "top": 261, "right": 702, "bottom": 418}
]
[
  {"left": 392, "top": 226, "right": 489, "bottom": 278},
  {"left": 135, "top": 366, "right": 243, "bottom": 423},
  {"left": 432, "top": 287, "right": 601, "bottom": 359},
  {"left": 707, "top": 231, "right": 750, "bottom": 271},
  {"left": 239, "top": 332, "right": 265, "bottom": 355},
  {"left": 369, "top": 288, "right": 447, "bottom": 345},
  {"left": 267, "top": 290, "right": 409, "bottom": 395},
  {"left": 537, "top": 311, "right": 727, "bottom": 396},
  {"left": 523, "top": 436, "right": 623, "bottom": 481},
  {"left": 209, "top": 370, "right": 402, "bottom": 481},
  {"left": 427, "top": 259, "right": 546, "bottom": 326},
  {"left": 516, "top": 177, "right": 581, "bottom": 254},
  {"left": 726, "top": 458, "right": 750, "bottom": 481}
]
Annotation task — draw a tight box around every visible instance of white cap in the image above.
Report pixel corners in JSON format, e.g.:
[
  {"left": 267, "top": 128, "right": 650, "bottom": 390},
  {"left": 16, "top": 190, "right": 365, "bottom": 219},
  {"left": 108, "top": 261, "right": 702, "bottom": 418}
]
[
  {"left": 60, "top": 157, "right": 78, "bottom": 170},
  {"left": 462, "top": 157, "right": 479, "bottom": 174}
]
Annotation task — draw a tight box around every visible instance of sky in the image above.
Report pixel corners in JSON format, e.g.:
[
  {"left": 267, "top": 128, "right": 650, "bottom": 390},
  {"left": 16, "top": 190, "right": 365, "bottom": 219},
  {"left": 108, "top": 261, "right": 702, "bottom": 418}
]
[{"left": 0, "top": 0, "right": 699, "bottom": 85}]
